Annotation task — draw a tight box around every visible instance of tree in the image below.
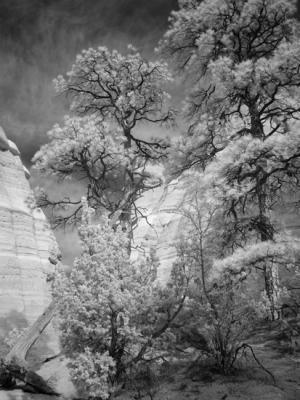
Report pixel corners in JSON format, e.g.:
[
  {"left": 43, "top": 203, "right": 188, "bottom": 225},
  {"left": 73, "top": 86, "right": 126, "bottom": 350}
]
[
  {"left": 33, "top": 46, "right": 174, "bottom": 229},
  {"left": 171, "top": 190, "right": 297, "bottom": 374},
  {"left": 171, "top": 189, "right": 256, "bottom": 372},
  {"left": 51, "top": 200, "right": 187, "bottom": 399},
  {"left": 159, "top": 0, "right": 300, "bottom": 317}
]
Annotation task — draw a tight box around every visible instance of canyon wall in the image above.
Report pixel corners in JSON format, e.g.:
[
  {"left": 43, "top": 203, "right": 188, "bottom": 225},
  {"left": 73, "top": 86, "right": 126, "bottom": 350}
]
[
  {"left": 133, "top": 176, "right": 300, "bottom": 284},
  {"left": 133, "top": 177, "right": 187, "bottom": 283},
  {"left": 0, "top": 127, "right": 58, "bottom": 357}
]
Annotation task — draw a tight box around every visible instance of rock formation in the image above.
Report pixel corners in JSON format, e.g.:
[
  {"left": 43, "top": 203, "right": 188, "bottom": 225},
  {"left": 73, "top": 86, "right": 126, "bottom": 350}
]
[
  {"left": 133, "top": 174, "right": 300, "bottom": 284},
  {"left": 0, "top": 128, "right": 77, "bottom": 399},
  {"left": 0, "top": 127, "right": 58, "bottom": 357},
  {"left": 133, "top": 177, "right": 187, "bottom": 283}
]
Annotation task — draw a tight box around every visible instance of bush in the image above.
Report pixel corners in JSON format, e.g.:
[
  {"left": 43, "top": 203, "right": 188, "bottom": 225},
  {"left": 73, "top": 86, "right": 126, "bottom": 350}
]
[
  {"left": 201, "top": 283, "right": 258, "bottom": 374},
  {"left": 171, "top": 234, "right": 260, "bottom": 375}
]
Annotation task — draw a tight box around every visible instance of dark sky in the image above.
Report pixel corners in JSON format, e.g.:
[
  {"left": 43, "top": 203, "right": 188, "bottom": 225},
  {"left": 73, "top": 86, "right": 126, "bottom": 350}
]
[
  {"left": 0, "top": 0, "right": 299, "bottom": 166},
  {"left": 0, "top": 0, "right": 178, "bottom": 165}
]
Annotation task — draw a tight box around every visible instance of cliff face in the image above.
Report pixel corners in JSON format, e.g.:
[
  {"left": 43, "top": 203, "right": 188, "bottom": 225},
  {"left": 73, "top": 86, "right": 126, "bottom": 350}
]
[
  {"left": 133, "top": 175, "right": 300, "bottom": 284},
  {"left": 133, "top": 178, "right": 187, "bottom": 283},
  {"left": 0, "top": 128, "right": 58, "bottom": 354}
]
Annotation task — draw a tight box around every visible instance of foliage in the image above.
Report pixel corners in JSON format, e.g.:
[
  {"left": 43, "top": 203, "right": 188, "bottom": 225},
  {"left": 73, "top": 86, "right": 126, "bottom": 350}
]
[
  {"left": 52, "top": 200, "right": 187, "bottom": 399},
  {"left": 173, "top": 244, "right": 260, "bottom": 374},
  {"left": 160, "top": 0, "right": 300, "bottom": 318},
  {"left": 33, "top": 115, "right": 132, "bottom": 227},
  {"left": 200, "top": 283, "right": 258, "bottom": 374},
  {"left": 33, "top": 46, "right": 174, "bottom": 227},
  {"left": 170, "top": 186, "right": 298, "bottom": 374},
  {"left": 126, "top": 362, "right": 161, "bottom": 400},
  {"left": 54, "top": 46, "right": 173, "bottom": 131},
  {"left": 170, "top": 193, "right": 261, "bottom": 373}
]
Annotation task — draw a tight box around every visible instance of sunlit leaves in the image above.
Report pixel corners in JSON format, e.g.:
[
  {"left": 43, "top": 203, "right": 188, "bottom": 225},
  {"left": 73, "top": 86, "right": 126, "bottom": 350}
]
[
  {"left": 54, "top": 46, "right": 174, "bottom": 132},
  {"left": 52, "top": 201, "right": 160, "bottom": 398},
  {"left": 34, "top": 46, "right": 174, "bottom": 226}
]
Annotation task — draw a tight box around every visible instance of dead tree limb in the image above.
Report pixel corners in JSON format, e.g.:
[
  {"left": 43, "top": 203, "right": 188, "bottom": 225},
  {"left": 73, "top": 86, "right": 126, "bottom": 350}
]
[
  {"left": 0, "top": 300, "right": 59, "bottom": 396},
  {"left": 0, "top": 360, "right": 59, "bottom": 395},
  {"left": 5, "top": 300, "right": 58, "bottom": 366}
]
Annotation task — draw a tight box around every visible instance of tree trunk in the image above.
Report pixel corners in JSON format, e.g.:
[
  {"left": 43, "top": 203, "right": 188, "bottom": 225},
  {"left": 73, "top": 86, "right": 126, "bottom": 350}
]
[
  {"left": 249, "top": 100, "right": 279, "bottom": 319},
  {"left": 121, "top": 127, "right": 135, "bottom": 252},
  {"left": 6, "top": 300, "right": 58, "bottom": 365},
  {"left": 1, "top": 300, "right": 59, "bottom": 396},
  {"left": 0, "top": 361, "right": 59, "bottom": 395}
]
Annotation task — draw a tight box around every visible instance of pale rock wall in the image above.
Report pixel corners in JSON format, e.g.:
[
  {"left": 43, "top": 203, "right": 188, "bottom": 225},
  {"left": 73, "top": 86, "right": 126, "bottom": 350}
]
[
  {"left": 133, "top": 174, "right": 300, "bottom": 285},
  {"left": 133, "top": 178, "right": 187, "bottom": 283},
  {"left": 0, "top": 128, "right": 58, "bottom": 356}
]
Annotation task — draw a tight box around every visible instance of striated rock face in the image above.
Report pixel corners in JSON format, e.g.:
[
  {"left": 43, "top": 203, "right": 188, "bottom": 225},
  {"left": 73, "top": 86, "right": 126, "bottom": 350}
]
[
  {"left": 133, "top": 178, "right": 187, "bottom": 283},
  {"left": 0, "top": 128, "right": 58, "bottom": 355},
  {"left": 133, "top": 176, "right": 300, "bottom": 285}
]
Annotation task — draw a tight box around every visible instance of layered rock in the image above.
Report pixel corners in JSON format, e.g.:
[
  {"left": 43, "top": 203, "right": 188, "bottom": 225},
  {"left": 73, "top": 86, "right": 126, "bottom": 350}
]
[
  {"left": 133, "top": 178, "right": 187, "bottom": 283},
  {"left": 133, "top": 174, "right": 300, "bottom": 284},
  {"left": 0, "top": 128, "right": 58, "bottom": 354}
]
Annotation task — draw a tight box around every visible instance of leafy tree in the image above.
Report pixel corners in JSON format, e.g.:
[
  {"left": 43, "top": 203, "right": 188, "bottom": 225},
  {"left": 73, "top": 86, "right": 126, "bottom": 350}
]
[
  {"left": 159, "top": 0, "right": 300, "bottom": 317},
  {"left": 170, "top": 190, "right": 256, "bottom": 373},
  {"left": 33, "top": 46, "right": 174, "bottom": 228},
  {"left": 51, "top": 200, "right": 188, "bottom": 399},
  {"left": 171, "top": 190, "right": 296, "bottom": 374}
]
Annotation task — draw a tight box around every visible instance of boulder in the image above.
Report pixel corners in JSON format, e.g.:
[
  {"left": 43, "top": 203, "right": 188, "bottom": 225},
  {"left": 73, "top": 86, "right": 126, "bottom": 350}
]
[{"left": 37, "top": 356, "right": 77, "bottom": 398}]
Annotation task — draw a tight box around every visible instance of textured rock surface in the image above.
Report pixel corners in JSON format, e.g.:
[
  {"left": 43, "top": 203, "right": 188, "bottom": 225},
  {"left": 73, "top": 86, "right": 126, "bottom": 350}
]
[
  {"left": 0, "top": 130, "right": 76, "bottom": 399},
  {"left": 133, "top": 177, "right": 300, "bottom": 284},
  {"left": 0, "top": 130, "right": 59, "bottom": 360},
  {"left": 133, "top": 178, "right": 187, "bottom": 283},
  {"left": 0, "top": 147, "right": 55, "bottom": 323}
]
